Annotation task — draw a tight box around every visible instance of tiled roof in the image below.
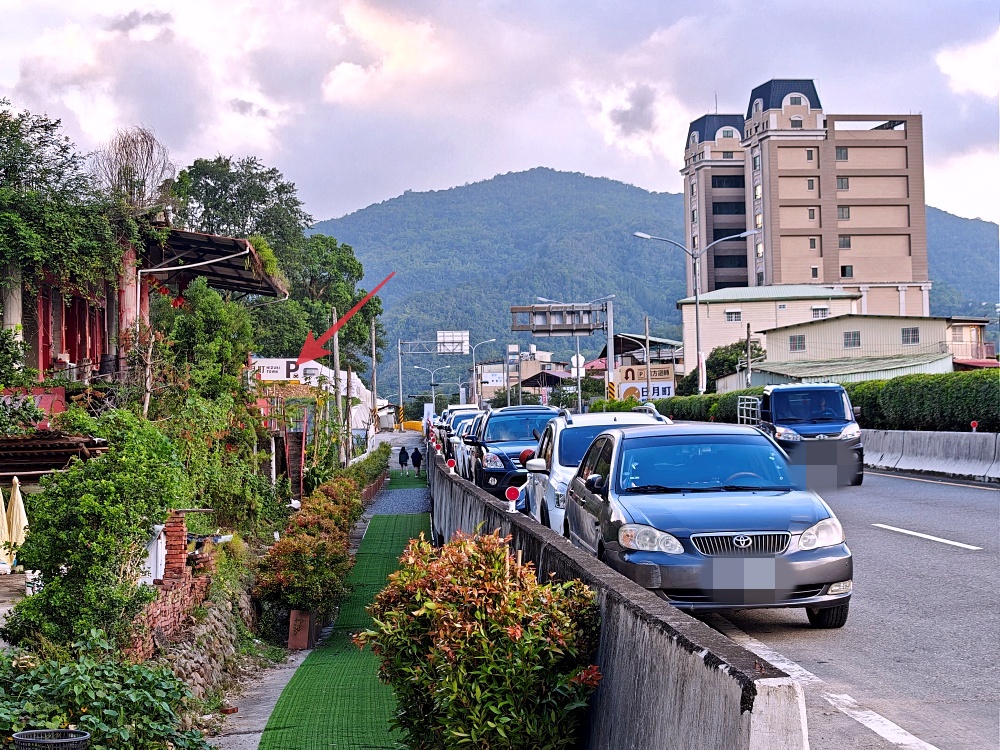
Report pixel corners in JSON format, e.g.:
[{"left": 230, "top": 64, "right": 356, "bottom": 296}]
[
  {"left": 687, "top": 114, "right": 745, "bottom": 146},
  {"left": 677, "top": 285, "right": 859, "bottom": 306},
  {"left": 746, "top": 79, "right": 821, "bottom": 119}
]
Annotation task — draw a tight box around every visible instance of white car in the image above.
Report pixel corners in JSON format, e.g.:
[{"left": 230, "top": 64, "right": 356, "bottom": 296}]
[
  {"left": 449, "top": 414, "right": 482, "bottom": 475},
  {"left": 524, "top": 406, "right": 671, "bottom": 533}
]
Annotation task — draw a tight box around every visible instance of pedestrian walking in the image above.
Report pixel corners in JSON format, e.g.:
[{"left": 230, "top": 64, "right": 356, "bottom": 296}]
[
  {"left": 411, "top": 446, "right": 423, "bottom": 476},
  {"left": 398, "top": 446, "right": 410, "bottom": 476}
]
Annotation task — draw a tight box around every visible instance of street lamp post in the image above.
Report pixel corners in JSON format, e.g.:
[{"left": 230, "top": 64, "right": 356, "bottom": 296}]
[
  {"left": 538, "top": 295, "right": 615, "bottom": 412},
  {"left": 414, "top": 364, "right": 450, "bottom": 410},
  {"left": 470, "top": 338, "right": 496, "bottom": 406},
  {"left": 633, "top": 230, "right": 757, "bottom": 394}
]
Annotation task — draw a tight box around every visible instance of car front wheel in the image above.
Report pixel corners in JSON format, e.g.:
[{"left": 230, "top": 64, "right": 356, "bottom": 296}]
[{"left": 807, "top": 602, "right": 849, "bottom": 629}]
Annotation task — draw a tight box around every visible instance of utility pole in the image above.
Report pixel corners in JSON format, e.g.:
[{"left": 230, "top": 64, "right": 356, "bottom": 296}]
[
  {"left": 644, "top": 315, "right": 652, "bottom": 402},
  {"left": 371, "top": 317, "right": 377, "bottom": 446},
  {"left": 746, "top": 322, "right": 753, "bottom": 388},
  {"left": 606, "top": 299, "right": 616, "bottom": 397},
  {"left": 332, "top": 306, "right": 345, "bottom": 467},
  {"left": 345, "top": 364, "right": 353, "bottom": 464},
  {"left": 397, "top": 339, "right": 404, "bottom": 431}
]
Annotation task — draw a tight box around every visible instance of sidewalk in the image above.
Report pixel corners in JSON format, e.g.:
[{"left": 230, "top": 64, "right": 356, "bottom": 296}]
[{"left": 212, "top": 433, "right": 430, "bottom": 749}]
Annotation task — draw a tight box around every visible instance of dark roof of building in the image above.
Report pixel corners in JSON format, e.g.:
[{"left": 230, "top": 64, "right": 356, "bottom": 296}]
[
  {"left": 687, "top": 114, "right": 745, "bottom": 145},
  {"left": 0, "top": 432, "right": 108, "bottom": 479},
  {"left": 746, "top": 79, "right": 821, "bottom": 119}
]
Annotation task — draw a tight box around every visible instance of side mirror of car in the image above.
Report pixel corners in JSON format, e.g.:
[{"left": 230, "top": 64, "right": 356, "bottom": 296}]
[
  {"left": 584, "top": 474, "right": 605, "bottom": 493},
  {"left": 852, "top": 406, "right": 861, "bottom": 418},
  {"left": 760, "top": 409, "right": 772, "bottom": 422},
  {"left": 525, "top": 457, "right": 547, "bottom": 473},
  {"left": 519, "top": 448, "right": 535, "bottom": 466},
  {"left": 462, "top": 435, "right": 479, "bottom": 445}
]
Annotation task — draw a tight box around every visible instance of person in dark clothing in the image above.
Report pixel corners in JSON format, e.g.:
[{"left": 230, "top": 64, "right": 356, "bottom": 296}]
[
  {"left": 398, "top": 446, "right": 410, "bottom": 476},
  {"left": 411, "top": 447, "right": 423, "bottom": 476}
]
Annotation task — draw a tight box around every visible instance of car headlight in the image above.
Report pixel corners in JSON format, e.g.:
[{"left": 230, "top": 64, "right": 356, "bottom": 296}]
[
  {"left": 799, "top": 517, "right": 844, "bottom": 550},
  {"left": 839, "top": 423, "right": 861, "bottom": 440},
  {"left": 482, "top": 452, "right": 505, "bottom": 470},
  {"left": 619, "top": 524, "right": 684, "bottom": 554},
  {"left": 775, "top": 425, "right": 802, "bottom": 442}
]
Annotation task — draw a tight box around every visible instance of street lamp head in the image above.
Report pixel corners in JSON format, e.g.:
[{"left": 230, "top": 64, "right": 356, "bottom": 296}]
[
  {"left": 738, "top": 229, "right": 759, "bottom": 239},
  {"left": 633, "top": 232, "right": 652, "bottom": 240},
  {"left": 483, "top": 338, "right": 496, "bottom": 344}
]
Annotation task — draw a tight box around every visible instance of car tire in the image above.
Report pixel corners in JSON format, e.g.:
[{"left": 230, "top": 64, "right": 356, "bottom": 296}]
[
  {"left": 807, "top": 602, "right": 849, "bottom": 629},
  {"left": 849, "top": 470, "right": 863, "bottom": 486}
]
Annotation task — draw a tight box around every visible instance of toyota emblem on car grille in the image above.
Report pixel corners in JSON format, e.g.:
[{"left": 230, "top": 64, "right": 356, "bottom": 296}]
[{"left": 732, "top": 535, "right": 753, "bottom": 548}]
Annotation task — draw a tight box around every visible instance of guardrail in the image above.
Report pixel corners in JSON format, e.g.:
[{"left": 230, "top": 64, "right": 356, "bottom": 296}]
[
  {"left": 862, "top": 430, "right": 1000, "bottom": 481},
  {"left": 427, "top": 452, "right": 808, "bottom": 750}
]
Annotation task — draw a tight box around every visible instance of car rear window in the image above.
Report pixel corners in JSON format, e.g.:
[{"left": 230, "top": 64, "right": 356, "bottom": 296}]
[
  {"left": 483, "top": 414, "right": 554, "bottom": 442},
  {"left": 450, "top": 412, "right": 478, "bottom": 429},
  {"left": 617, "top": 434, "right": 796, "bottom": 492}
]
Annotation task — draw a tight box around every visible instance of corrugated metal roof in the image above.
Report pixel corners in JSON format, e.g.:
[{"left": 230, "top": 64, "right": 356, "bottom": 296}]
[
  {"left": 746, "top": 79, "right": 822, "bottom": 119},
  {"left": 678, "top": 284, "right": 860, "bottom": 306},
  {"left": 756, "top": 313, "right": 954, "bottom": 334},
  {"left": 755, "top": 352, "right": 952, "bottom": 379}
]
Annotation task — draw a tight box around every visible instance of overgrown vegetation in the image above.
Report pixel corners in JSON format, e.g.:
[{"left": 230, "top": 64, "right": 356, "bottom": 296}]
[{"left": 357, "top": 530, "right": 601, "bottom": 750}]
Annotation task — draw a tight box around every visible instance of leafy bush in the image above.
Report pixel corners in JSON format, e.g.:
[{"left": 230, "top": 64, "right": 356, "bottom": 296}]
[
  {"left": 0, "top": 412, "right": 187, "bottom": 649},
  {"left": 356, "top": 530, "right": 601, "bottom": 750},
  {"left": 842, "top": 380, "right": 890, "bottom": 430},
  {"left": 587, "top": 396, "right": 641, "bottom": 412},
  {"left": 0, "top": 631, "right": 208, "bottom": 749},
  {"left": 335, "top": 441, "right": 391, "bottom": 488},
  {"left": 653, "top": 393, "right": 720, "bottom": 422},
  {"left": 0, "top": 394, "right": 44, "bottom": 436}
]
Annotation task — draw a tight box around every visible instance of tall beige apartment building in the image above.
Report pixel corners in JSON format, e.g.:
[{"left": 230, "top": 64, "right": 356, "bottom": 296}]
[{"left": 681, "top": 79, "right": 930, "bottom": 316}]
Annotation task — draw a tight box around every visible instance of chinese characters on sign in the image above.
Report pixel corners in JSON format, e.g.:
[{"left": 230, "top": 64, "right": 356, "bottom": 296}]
[{"left": 618, "top": 366, "right": 675, "bottom": 400}]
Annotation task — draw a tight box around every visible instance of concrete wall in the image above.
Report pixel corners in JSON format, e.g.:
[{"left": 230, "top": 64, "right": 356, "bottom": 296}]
[
  {"left": 427, "top": 454, "right": 808, "bottom": 750},
  {"left": 862, "top": 429, "right": 999, "bottom": 481}
]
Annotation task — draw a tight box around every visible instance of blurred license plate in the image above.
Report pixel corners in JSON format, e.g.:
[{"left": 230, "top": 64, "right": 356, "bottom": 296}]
[{"left": 703, "top": 558, "right": 789, "bottom": 604}]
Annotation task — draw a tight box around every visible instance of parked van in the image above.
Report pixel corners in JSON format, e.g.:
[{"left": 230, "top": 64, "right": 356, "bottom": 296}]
[{"left": 739, "top": 383, "right": 863, "bottom": 486}]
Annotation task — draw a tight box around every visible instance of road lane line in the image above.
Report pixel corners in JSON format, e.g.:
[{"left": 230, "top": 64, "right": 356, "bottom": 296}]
[
  {"left": 872, "top": 523, "right": 983, "bottom": 550},
  {"left": 866, "top": 471, "right": 998, "bottom": 490},
  {"left": 822, "top": 693, "right": 940, "bottom": 750},
  {"left": 707, "top": 615, "right": 941, "bottom": 749}
]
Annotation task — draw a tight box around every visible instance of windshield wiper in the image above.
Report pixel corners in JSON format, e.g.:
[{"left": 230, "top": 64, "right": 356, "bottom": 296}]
[
  {"left": 714, "top": 484, "right": 793, "bottom": 492},
  {"left": 622, "top": 484, "right": 695, "bottom": 493},
  {"left": 778, "top": 417, "right": 804, "bottom": 423},
  {"left": 811, "top": 417, "right": 844, "bottom": 422}
]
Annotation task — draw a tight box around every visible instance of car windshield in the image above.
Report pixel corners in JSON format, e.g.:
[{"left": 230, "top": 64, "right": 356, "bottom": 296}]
[
  {"left": 450, "top": 412, "right": 478, "bottom": 430},
  {"left": 617, "top": 434, "right": 797, "bottom": 493},
  {"left": 483, "top": 414, "right": 554, "bottom": 443},
  {"left": 559, "top": 425, "right": 623, "bottom": 467},
  {"left": 771, "top": 389, "right": 851, "bottom": 422}
]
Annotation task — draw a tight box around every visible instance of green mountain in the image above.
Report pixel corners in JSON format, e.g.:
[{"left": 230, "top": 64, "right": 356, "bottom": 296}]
[{"left": 313, "top": 168, "right": 998, "bottom": 398}]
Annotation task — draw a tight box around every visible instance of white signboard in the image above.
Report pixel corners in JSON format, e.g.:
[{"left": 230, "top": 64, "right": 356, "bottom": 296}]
[
  {"left": 251, "top": 358, "right": 305, "bottom": 381},
  {"left": 481, "top": 372, "right": 505, "bottom": 387},
  {"left": 437, "top": 330, "right": 470, "bottom": 354}
]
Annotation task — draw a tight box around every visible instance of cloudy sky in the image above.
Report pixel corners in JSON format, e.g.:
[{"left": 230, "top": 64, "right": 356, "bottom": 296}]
[{"left": 2, "top": 0, "right": 998, "bottom": 223}]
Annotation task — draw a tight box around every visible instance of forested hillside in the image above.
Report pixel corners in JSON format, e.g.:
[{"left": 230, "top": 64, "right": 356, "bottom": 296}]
[{"left": 314, "top": 168, "right": 998, "bottom": 398}]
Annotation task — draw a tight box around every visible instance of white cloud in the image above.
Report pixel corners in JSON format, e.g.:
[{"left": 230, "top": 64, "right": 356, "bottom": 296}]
[
  {"left": 925, "top": 146, "right": 1000, "bottom": 224},
  {"left": 935, "top": 28, "right": 1000, "bottom": 98}
]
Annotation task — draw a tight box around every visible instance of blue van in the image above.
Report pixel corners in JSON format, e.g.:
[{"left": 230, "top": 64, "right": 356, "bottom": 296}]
[{"left": 741, "top": 383, "right": 863, "bottom": 486}]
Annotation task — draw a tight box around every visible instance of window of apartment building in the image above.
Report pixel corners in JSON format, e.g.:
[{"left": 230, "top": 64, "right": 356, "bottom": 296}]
[
  {"left": 841, "top": 265, "right": 854, "bottom": 278},
  {"left": 752, "top": 154, "right": 761, "bottom": 171},
  {"left": 844, "top": 331, "right": 861, "bottom": 349},
  {"left": 789, "top": 96, "right": 803, "bottom": 105},
  {"left": 778, "top": 303, "right": 787, "bottom": 310},
  {"left": 713, "top": 227, "right": 744, "bottom": 242},
  {"left": 754, "top": 184, "right": 762, "bottom": 199},
  {"left": 690, "top": 133, "right": 698, "bottom": 147},
  {"left": 806, "top": 149, "right": 814, "bottom": 161},
  {"left": 755, "top": 213, "right": 763, "bottom": 229},
  {"left": 791, "top": 118, "right": 803, "bottom": 129},
  {"left": 722, "top": 151, "right": 734, "bottom": 159},
  {"left": 754, "top": 100, "right": 763, "bottom": 114},
  {"left": 725, "top": 310, "right": 742, "bottom": 322},
  {"left": 838, "top": 206, "right": 851, "bottom": 220},
  {"left": 810, "top": 266, "right": 819, "bottom": 278},
  {"left": 691, "top": 209, "right": 698, "bottom": 223},
  {"left": 901, "top": 327, "right": 920, "bottom": 345},
  {"left": 951, "top": 327, "right": 965, "bottom": 342},
  {"left": 756, "top": 242, "right": 764, "bottom": 258},
  {"left": 711, "top": 175, "right": 745, "bottom": 188},
  {"left": 807, "top": 178, "right": 815, "bottom": 190},
  {"left": 812, "top": 306, "right": 829, "bottom": 319},
  {"left": 837, "top": 177, "right": 850, "bottom": 190},
  {"left": 839, "top": 235, "right": 852, "bottom": 249},
  {"left": 715, "top": 255, "right": 748, "bottom": 268},
  {"left": 808, "top": 208, "right": 816, "bottom": 220},
  {"left": 690, "top": 181, "right": 696, "bottom": 196},
  {"left": 722, "top": 129, "right": 735, "bottom": 139},
  {"left": 836, "top": 146, "right": 849, "bottom": 161},
  {"left": 713, "top": 202, "right": 746, "bottom": 215},
  {"left": 757, "top": 271, "right": 764, "bottom": 285},
  {"left": 809, "top": 238, "right": 817, "bottom": 249},
  {"left": 789, "top": 335, "right": 806, "bottom": 352},
  {"left": 692, "top": 235, "right": 699, "bottom": 250}
]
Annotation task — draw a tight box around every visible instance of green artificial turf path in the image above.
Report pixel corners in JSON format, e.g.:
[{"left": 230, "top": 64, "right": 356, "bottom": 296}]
[
  {"left": 387, "top": 468, "right": 428, "bottom": 489},
  {"left": 258, "top": 513, "right": 431, "bottom": 750}
]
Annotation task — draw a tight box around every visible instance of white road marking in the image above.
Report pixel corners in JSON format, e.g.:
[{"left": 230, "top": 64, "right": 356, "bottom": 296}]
[
  {"left": 866, "top": 471, "right": 998, "bottom": 491},
  {"left": 872, "top": 523, "right": 983, "bottom": 550},
  {"left": 707, "top": 614, "right": 941, "bottom": 750},
  {"left": 822, "top": 693, "right": 940, "bottom": 750}
]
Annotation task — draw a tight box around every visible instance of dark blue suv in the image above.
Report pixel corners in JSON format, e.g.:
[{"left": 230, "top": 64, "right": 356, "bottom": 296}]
[{"left": 465, "top": 405, "right": 558, "bottom": 497}]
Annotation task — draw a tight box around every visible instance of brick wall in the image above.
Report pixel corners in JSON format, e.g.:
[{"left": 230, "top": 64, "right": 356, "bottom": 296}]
[{"left": 126, "top": 511, "right": 213, "bottom": 661}]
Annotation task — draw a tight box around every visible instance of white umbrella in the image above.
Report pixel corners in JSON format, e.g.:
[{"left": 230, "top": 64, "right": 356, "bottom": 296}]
[
  {"left": 0, "top": 484, "right": 9, "bottom": 567},
  {"left": 7, "top": 477, "right": 28, "bottom": 567}
]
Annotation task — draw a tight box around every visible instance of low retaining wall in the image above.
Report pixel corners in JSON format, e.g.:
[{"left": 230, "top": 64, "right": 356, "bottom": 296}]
[
  {"left": 862, "top": 430, "right": 999, "bottom": 481},
  {"left": 428, "top": 456, "right": 808, "bottom": 750}
]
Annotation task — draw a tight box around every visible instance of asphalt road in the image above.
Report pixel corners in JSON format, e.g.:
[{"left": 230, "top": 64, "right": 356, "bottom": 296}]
[{"left": 700, "top": 471, "right": 999, "bottom": 750}]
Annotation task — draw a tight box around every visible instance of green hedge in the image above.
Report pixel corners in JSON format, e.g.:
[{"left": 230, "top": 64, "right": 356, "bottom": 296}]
[{"left": 651, "top": 371, "right": 999, "bottom": 432}]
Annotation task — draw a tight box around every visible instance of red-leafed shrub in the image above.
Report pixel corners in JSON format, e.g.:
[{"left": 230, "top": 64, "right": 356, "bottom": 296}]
[{"left": 356, "top": 530, "right": 601, "bottom": 750}]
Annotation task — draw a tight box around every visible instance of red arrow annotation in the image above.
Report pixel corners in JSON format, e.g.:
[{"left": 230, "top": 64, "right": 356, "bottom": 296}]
[{"left": 296, "top": 271, "right": 395, "bottom": 365}]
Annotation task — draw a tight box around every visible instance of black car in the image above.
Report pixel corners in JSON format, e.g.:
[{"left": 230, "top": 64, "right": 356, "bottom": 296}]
[
  {"left": 465, "top": 405, "right": 558, "bottom": 498},
  {"left": 564, "top": 423, "right": 853, "bottom": 628}
]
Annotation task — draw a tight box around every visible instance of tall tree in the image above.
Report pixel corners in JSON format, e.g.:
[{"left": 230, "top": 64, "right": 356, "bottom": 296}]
[
  {"left": 172, "top": 155, "right": 312, "bottom": 255},
  {"left": 91, "top": 126, "right": 176, "bottom": 215}
]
